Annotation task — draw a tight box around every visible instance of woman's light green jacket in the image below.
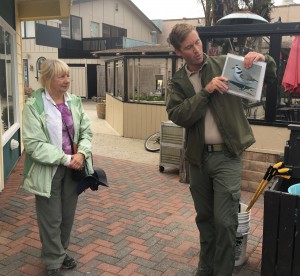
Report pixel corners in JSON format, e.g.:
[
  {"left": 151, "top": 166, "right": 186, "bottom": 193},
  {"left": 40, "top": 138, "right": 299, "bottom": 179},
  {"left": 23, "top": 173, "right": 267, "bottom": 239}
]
[{"left": 21, "top": 89, "right": 93, "bottom": 198}]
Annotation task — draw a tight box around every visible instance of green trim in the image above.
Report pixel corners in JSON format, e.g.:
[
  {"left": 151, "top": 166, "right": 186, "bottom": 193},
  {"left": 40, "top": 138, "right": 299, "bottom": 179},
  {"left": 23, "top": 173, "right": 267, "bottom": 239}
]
[{"left": 3, "top": 129, "right": 21, "bottom": 180}]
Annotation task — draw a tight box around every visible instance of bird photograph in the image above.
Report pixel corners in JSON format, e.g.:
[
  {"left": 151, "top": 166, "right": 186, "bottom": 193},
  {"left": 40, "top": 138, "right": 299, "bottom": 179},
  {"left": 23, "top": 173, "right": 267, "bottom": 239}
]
[
  {"left": 221, "top": 53, "right": 266, "bottom": 101},
  {"left": 232, "top": 65, "right": 258, "bottom": 87}
]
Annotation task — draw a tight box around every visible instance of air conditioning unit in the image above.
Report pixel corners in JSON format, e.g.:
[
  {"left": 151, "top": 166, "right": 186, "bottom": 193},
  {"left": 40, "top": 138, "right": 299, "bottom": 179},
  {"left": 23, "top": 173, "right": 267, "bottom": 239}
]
[{"left": 159, "top": 121, "right": 184, "bottom": 172}]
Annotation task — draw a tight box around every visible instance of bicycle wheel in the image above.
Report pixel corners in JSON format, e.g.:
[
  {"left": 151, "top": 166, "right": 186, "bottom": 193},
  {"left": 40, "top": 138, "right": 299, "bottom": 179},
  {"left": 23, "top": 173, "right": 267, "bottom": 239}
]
[{"left": 144, "top": 132, "right": 160, "bottom": 152}]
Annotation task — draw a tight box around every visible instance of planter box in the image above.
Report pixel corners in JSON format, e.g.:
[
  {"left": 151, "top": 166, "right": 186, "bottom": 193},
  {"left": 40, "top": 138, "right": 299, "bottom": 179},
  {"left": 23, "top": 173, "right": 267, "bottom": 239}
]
[
  {"left": 262, "top": 124, "right": 300, "bottom": 276},
  {"left": 262, "top": 178, "right": 300, "bottom": 276}
]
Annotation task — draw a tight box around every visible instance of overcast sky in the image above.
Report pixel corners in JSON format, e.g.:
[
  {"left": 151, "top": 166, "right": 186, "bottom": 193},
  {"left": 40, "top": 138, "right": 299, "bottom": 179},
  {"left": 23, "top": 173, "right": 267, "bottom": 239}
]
[{"left": 131, "top": 0, "right": 300, "bottom": 20}]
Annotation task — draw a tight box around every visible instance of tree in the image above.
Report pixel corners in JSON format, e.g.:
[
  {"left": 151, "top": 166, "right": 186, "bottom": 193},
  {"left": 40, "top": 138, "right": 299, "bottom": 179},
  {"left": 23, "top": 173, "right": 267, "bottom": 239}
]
[{"left": 198, "top": 0, "right": 274, "bottom": 26}]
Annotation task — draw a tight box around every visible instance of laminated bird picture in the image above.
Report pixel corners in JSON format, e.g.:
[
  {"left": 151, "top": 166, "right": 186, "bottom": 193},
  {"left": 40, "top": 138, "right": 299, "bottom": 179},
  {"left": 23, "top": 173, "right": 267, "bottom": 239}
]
[{"left": 221, "top": 53, "right": 266, "bottom": 101}]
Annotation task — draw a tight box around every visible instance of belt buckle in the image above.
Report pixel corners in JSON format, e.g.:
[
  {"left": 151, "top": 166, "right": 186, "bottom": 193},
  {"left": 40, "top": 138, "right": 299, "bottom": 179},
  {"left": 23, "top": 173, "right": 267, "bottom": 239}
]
[
  {"left": 206, "top": 144, "right": 223, "bottom": 152},
  {"left": 207, "top": 144, "right": 213, "bottom": 152}
]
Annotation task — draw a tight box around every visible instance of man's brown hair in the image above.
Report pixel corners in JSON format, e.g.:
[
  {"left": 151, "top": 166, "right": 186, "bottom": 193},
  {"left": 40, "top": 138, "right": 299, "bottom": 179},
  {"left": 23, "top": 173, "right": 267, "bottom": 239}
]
[{"left": 168, "top": 23, "right": 195, "bottom": 50}]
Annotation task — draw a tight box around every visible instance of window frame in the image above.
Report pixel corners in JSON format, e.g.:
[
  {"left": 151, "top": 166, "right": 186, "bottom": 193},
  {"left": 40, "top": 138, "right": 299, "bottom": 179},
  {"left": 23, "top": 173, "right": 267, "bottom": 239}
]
[
  {"left": 0, "top": 16, "right": 19, "bottom": 145},
  {"left": 21, "top": 21, "right": 35, "bottom": 38}
]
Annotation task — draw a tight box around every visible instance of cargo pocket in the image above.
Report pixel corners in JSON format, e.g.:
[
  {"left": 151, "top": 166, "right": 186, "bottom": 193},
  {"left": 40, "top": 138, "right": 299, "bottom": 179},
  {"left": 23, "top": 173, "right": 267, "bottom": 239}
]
[{"left": 231, "top": 191, "right": 241, "bottom": 226}]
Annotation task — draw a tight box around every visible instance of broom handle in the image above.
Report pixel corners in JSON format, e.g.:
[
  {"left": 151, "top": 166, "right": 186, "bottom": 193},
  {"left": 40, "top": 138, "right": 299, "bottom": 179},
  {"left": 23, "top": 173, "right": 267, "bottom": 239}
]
[
  {"left": 247, "top": 180, "right": 269, "bottom": 211},
  {"left": 246, "top": 179, "right": 266, "bottom": 212}
]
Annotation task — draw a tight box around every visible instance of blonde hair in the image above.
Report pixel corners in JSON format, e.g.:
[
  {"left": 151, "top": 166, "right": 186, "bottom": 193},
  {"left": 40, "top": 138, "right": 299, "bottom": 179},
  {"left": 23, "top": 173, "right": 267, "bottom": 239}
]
[
  {"left": 39, "top": 59, "right": 70, "bottom": 90},
  {"left": 168, "top": 23, "right": 196, "bottom": 50}
]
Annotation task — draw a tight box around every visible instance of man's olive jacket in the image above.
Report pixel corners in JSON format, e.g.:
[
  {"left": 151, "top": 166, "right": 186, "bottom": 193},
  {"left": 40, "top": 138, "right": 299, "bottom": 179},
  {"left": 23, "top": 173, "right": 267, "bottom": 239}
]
[{"left": 166, "top": 54, "right": 277, "bottom": 166}]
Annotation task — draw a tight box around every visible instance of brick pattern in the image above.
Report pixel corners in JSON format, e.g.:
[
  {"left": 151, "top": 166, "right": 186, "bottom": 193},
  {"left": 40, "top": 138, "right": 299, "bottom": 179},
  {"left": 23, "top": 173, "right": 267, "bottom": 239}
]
[
  {"left": 241, "top": 151, "right": 281, "bottom": 192},
  {"left": 0, "top": 154, "right": 263, "bottom": 275}
]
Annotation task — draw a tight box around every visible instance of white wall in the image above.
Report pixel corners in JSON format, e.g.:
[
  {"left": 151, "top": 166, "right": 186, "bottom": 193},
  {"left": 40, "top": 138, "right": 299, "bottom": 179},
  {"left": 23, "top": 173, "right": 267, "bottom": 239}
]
[{"left": 72, "top": 0, "right": 157, "bottom": 43}]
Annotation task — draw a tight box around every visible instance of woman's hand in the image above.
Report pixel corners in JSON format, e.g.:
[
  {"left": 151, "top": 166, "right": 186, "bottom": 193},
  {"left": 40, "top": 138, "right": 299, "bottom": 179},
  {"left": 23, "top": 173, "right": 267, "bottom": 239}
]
[{"left": 69, "top": 153, "right": 85, "bottom": 170}]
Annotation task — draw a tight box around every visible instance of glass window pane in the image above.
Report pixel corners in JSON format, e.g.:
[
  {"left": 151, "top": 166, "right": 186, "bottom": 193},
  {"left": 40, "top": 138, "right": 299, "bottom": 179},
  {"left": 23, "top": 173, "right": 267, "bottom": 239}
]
[
  {"left": 107, "top": 62, "right": 114, "bottom": 95},
  {"left": 37, "top": 20, "right": 47, "bottom": 25},
  {"left": 71, "top": 16, "right": 81, "bottom": 40},
  {"left": 61, "top": 18, "right": 70, "bottom": 38},
  {"left": 103, "top": 23, "right": 110, "bottom": 37},
  {"left": 25, "top": 21, "right": 35, "bottom": 38},
  {"left": 90, "top": 21, "right": 99, "bottom": 38},
  {"left": 21, "top": 22, "right": 25, "bottom": 38},
  {"left": 128, "top": 58, "right": 171, "bottom": 103},
  {"left": 115, "top": 60, "right": 124, "bottom": 99},
  {"left": 0, "top": 27, "right": 16, "bottom": 135}
]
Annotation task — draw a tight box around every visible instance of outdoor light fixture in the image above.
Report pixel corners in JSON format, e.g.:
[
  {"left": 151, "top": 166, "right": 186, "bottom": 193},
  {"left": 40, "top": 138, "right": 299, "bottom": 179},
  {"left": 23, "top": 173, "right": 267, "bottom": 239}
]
[{"left": 35, "top": 57, "right": 46, "bottom": 80}]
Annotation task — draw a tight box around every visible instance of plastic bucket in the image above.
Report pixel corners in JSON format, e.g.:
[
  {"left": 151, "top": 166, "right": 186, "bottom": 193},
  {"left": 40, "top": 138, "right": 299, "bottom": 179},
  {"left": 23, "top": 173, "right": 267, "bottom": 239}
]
[
  {"left": 288, "top": 183, "right": 300, "bottom": 195},
  {"left": 235, "top": 203, "right": 251, "bottom": 266},
  {"left": 235, "top": 233, "right": 248, "bottom": 266}
]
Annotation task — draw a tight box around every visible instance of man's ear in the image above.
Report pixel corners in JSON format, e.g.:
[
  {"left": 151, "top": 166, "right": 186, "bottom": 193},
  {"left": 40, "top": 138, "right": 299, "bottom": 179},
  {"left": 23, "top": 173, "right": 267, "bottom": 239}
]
[{"left": 175, "top": 49, "right": 182, "bottom": 57}]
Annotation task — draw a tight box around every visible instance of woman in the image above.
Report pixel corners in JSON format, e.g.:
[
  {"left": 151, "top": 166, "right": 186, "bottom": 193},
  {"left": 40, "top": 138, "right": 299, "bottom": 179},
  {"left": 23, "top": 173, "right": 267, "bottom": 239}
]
[{"left": 22, "top": 59, "right": 93, "bottom": 276}]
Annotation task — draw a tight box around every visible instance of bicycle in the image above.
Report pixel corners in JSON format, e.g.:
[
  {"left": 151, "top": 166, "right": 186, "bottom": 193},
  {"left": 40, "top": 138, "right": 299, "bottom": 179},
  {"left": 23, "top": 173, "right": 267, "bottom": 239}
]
[{"left": 144, "top": 132, "right": 160, "bottom": 152}]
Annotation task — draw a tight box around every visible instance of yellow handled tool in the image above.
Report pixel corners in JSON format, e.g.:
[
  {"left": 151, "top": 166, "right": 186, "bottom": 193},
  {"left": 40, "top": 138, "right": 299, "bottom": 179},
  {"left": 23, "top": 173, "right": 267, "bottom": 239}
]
[{"left": 246, "top": 163, "right": 291, "bottom": 212}]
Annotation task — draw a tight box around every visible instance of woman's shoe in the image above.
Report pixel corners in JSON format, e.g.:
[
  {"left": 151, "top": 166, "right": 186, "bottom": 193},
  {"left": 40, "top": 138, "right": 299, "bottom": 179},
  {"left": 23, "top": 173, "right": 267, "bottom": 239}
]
[{"left": 61, "top": 254, "right": 77, "bottom": 269}]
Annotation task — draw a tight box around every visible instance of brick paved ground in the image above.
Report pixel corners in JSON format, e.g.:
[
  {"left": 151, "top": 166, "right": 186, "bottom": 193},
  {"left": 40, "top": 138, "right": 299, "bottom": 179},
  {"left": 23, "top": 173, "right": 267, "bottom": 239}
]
[{"left": 0, "top": 154, "right": 263, "bottom": 276}]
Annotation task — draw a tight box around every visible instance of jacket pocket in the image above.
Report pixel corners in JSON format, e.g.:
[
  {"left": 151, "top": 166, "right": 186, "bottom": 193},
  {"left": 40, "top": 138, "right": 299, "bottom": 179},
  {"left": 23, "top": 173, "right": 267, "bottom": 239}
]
[{"left": 22, "top": 162, "right": 52, "bottom": 197}]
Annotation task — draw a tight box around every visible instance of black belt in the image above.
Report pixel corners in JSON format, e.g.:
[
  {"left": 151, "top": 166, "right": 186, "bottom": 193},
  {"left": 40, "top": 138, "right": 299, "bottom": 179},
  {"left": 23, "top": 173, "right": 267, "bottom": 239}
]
[{"left": 205, "top": 144, "right": 224, "bottom": 152}]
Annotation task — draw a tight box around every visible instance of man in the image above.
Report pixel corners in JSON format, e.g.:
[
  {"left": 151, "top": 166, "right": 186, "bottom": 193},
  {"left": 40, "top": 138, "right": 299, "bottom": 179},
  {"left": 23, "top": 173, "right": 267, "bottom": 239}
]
[{"left": 166, "top": 23, "right": 277, "bottom": 276}]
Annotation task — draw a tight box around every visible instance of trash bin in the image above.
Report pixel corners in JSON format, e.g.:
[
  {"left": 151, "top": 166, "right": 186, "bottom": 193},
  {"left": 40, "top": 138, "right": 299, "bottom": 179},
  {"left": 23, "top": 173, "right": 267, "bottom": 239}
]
[{"left": 261, "top": 124, "right": 300, "bottom": 276}]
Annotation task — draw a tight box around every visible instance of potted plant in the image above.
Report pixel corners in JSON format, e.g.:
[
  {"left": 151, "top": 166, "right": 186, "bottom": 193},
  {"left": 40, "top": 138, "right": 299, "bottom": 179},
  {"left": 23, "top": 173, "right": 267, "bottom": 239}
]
[{"left": 96, "top": 99, "right": 106, "bottom": 119}]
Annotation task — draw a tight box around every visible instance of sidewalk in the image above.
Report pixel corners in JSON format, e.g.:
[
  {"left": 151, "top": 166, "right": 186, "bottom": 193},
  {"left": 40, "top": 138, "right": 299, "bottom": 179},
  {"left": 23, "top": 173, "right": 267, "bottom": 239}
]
[{"left": 0, "top": 101, "right": 264, "bottom": 275}]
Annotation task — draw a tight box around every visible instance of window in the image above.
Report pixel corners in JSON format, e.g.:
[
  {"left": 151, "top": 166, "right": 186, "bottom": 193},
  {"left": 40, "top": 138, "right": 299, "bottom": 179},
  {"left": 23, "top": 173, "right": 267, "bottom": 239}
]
[
  {"left": 0, "top": 18, "right": 18, "bottom": 137},
  {"left": 61, "top": 16, "right": 82, "bottom": 40},
  {"left": 37, "top": 20, "right": 47, "bottom": 25},
  {"left": 127, "top": 58, "right": 171, "bottom": 102},
  {"left": 21, "top": 21, "right": 35, "bottom": 38},
  {"left": 23, "top": 59, "right": 29, "bottom": 87},
  {"left": 90, "top": 21, "right": 100, "bottom": 38},
  {"left": 36, "top": 57, "right": 46, "bottom": 81},
  {"left": 102, "top": 23, "right": 127, "bottom": 38},
  {"left": 61, "top": 18, "right": 70, "bottom": 38},
  {"left": 71, "top": 16, "right": 82, "bottom": 40}
]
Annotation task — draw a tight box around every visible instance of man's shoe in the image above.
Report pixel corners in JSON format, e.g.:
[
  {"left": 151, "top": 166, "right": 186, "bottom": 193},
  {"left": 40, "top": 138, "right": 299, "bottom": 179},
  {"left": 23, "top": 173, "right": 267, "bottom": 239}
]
[
  {"left": 47, "top": 268, "right": 63, "bottom": 276},
  {"left": 61, "top": 254, "right": 77, "bottom": 269}
]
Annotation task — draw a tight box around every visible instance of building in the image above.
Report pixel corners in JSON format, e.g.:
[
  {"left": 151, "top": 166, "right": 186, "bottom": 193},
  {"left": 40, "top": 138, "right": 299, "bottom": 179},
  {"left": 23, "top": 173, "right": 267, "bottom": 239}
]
[{"left": 21, "top": 0, "right": 162, "bottom": 98}]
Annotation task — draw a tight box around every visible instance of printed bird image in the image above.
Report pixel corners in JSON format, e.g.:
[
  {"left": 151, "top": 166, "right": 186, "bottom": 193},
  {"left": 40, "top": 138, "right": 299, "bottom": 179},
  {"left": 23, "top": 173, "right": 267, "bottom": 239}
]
[{"left": 232, "top": 65, "right": 258, "bottom": 87}]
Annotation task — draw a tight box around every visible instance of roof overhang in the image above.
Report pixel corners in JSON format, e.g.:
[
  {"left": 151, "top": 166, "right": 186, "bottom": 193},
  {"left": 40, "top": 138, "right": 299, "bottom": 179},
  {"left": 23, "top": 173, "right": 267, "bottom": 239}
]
[
  {"left": 92, "top": 45, "right": 175, "bottom": 57},
  {"left": 17, "top": 0, "right": 72, "bottom": 21}
]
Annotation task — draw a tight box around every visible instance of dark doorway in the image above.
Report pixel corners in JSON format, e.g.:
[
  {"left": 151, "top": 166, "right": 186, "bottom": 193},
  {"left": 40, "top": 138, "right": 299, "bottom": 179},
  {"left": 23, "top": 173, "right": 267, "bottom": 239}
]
[{"left": 87, "top": 64, "right": 97, "bottom": 98}]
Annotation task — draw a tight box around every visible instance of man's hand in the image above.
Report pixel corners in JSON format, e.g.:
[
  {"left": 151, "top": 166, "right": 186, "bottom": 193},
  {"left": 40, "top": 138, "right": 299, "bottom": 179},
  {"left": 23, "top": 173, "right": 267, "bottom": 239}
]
[
  {"left": 205, "top": 76, "right": 229, "bottom": 94},
  {"left": 69, "top": 153, "right": 85, "bottom": 170},
  {"left": 244, "top": 51, "right": 265, "bottom": 68}
]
